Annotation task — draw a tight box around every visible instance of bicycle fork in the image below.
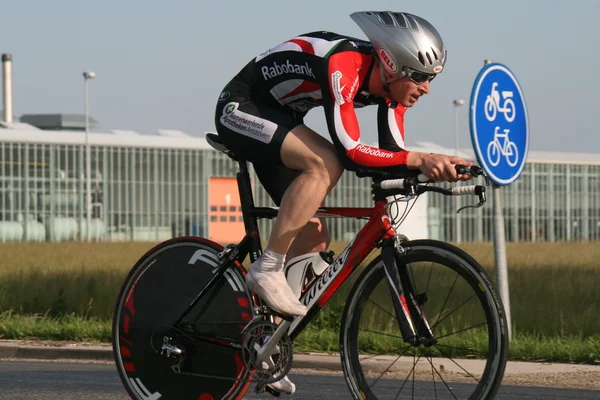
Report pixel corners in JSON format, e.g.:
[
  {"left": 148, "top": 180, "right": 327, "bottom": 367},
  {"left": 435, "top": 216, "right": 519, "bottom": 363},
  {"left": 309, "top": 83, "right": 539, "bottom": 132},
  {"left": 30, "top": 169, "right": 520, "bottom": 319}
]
[{"left": 381, "top": 238, "right": 436, "bottom": 347}]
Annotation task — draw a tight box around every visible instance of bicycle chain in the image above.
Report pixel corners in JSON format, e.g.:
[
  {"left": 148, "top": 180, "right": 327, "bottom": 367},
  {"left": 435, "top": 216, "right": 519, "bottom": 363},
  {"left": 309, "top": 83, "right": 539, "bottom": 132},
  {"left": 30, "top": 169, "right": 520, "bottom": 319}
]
[
  {"left": 166, "top": 320, "right": 293, "bottom": 385},
  {"left": 241, "top": 321, "right": 294, "bottom": 383}
]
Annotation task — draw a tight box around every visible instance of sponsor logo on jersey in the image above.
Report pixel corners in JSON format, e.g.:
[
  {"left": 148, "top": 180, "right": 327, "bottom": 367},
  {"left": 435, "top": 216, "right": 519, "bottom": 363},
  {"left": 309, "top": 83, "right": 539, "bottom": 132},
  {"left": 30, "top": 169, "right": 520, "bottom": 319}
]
[
  {"left": 348, "top": 75, "right": 360, "bottom": 101},
  {"left": 261, "top": 60, "right": 315, "bottom": 80},
  {"left": 331, "top": 71, "right": 345, "bottom": 105},
  {"left": 223, "top": 102, "right": 238, "bottom": 115},
  {"left": 356, "top": 144, "right": 395, "bottom": 159},
  {"left": 218, "top": 91, "right": 230, "bottom": 102},
  {"left": 220, "top": 102, "right": 276, "bottom": 144},
  {"left": 379, "top": 48, "right": 398, "bottom": 73}
]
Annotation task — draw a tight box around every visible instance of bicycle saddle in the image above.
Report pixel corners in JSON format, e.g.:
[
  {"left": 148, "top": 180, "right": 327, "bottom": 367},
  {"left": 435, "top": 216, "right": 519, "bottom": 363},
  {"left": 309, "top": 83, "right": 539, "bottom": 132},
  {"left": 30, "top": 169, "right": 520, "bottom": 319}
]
[{"left": 206, "top": 133, "right": 241, "bottom": 160}]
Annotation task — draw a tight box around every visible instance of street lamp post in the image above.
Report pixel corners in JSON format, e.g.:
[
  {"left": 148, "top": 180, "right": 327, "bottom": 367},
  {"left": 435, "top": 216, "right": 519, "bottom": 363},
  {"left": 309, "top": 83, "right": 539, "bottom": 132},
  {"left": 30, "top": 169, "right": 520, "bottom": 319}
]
[
  {"left": 83, "top": 71, "right": 96, "bottom": 242},
  {"left": 453, "top": 99, "right": 465, "bottom": 243}
]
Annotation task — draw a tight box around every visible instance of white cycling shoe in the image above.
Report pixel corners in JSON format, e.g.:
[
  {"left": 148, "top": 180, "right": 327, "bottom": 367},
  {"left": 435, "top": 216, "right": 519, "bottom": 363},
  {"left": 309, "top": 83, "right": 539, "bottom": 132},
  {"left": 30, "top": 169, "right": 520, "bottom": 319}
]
[
  {"left": 266, "top": 375, "right": 296, "bottom": 395},
  {"left": 246, "top": 267, "right": 307, "bottom": 317}
]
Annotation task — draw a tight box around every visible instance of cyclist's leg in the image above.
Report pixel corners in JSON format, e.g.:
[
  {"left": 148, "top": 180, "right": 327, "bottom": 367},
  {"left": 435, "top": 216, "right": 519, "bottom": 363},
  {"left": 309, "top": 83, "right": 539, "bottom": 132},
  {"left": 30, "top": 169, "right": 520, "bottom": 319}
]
[
  {"left": 287, "top": 216, "right": 331, "bottom": 260},
  {"left": 252, "top": 127, "right": 342, "bottom": 395},
  {"left": 266, "top": 124, "right": 343, "bottom": 256},
  {"left": 248, "top": 125, "right": 343, "bottom": 315},
  {"left": 215, "top": 95, "right": 343, "bottom": 316}
]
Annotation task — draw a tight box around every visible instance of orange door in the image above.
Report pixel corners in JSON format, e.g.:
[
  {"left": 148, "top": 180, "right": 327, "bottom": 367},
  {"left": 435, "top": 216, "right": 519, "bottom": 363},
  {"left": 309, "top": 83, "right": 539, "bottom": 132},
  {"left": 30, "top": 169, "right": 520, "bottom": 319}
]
[{"left": 209, "top": 177, "right": 245, "bottom": 243}]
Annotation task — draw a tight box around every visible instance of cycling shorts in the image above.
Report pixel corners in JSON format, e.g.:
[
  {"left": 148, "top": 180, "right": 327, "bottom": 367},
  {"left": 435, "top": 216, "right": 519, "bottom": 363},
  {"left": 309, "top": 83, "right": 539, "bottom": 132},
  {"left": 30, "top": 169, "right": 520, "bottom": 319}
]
[{"left": 214, "top": 82, "right": 305, "bottom": 206}]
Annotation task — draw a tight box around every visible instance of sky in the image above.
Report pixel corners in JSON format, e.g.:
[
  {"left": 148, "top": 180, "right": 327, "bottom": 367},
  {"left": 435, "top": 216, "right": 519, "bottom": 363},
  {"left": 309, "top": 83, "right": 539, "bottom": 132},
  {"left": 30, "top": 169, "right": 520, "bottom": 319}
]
[{"left": 2, "top": 0, "right": 600, "bottom": 153}]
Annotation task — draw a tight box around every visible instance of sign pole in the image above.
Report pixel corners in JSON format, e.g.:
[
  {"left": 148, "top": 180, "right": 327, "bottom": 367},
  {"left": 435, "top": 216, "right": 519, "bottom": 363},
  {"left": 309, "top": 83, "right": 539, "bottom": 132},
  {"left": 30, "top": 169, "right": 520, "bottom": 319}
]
[
  {"left": 480, "top": 58, "right": 512, "bottom": 341},
  {"left": 492, "top": 186, "right": 512, "bottom": 340},
  {"left": 471, "top": 56, "right": 528, "bottom": 341}
]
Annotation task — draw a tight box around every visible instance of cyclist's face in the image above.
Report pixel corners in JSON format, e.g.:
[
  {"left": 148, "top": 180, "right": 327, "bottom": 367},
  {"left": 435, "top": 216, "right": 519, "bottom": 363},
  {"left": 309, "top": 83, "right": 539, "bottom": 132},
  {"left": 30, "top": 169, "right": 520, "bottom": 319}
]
[{"left": 388, "top": 77, "right": 430, "bottom": 107}]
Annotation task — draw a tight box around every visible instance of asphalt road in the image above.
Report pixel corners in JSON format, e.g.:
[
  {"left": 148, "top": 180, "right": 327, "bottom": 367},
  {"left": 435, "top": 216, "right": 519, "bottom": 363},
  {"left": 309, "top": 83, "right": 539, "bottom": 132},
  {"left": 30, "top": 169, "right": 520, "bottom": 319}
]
[{"left": 1, "top": 360, "right": 599, "bottom": 399}]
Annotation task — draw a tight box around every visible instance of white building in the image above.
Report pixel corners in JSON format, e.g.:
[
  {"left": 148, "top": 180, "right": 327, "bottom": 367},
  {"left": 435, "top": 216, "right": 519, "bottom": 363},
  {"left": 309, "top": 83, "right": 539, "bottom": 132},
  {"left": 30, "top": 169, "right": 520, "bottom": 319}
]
[{"left": 1, "top": 119, "right": 599, "bottom": 243}]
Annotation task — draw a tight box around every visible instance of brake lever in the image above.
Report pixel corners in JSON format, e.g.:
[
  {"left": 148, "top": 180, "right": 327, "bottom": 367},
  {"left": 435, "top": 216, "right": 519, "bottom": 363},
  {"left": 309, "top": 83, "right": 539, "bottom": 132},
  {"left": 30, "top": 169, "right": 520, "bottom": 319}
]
[{"left": 456, "top": 186, "right": 487, "bottom": 214}]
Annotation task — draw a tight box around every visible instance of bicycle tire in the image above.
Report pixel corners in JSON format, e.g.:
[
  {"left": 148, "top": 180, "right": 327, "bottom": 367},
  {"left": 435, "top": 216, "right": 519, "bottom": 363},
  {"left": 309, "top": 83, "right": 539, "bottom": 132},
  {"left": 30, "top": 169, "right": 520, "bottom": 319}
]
[
  {"left": 340, "top": 239, "right": 508, "bottom": 400},
  {"left": 112, "top": 237, "right": 254, "bottom": 400}
]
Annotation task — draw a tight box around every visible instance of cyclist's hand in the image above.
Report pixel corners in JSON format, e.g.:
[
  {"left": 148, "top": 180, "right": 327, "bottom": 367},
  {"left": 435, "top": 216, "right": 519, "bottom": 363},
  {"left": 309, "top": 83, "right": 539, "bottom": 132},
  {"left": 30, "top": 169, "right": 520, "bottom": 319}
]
[{"left": 420, "top": 153, "right": 473, "bottom": 182}]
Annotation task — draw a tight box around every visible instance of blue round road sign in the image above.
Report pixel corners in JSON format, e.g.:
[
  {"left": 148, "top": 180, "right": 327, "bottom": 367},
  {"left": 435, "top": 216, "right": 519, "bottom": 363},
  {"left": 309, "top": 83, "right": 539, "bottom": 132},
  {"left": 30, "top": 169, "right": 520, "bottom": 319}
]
[{"left": 470, "top": 63, "right": 529, "bottom": 186}]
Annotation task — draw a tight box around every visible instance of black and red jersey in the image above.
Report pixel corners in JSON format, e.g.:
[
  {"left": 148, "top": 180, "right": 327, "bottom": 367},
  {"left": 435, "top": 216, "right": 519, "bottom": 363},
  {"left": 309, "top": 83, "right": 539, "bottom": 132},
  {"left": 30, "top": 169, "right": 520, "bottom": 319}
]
[{"left": 231, "top": 31, "right": 411, "bottom": 171}]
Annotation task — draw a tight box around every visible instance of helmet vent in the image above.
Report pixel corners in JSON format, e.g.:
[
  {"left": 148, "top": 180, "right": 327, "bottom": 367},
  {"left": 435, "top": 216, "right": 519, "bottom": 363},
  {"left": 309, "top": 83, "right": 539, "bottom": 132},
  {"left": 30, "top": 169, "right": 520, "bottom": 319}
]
[
  {"left": 391, "top": 13, "right": 408, "bottom": 28},
  {"left": 426, "top": 52, "right": 433, "bottom": 65},
  {"left": 418, "top": 52, "right": 426, "bottom": 67},
  {"left": 367, "top": 11, "right": 410, "bottom": 28},
  {"left": 378, "top": 12, "right": 395, "bottom": 27},
  {"left": 404, "top": 14, "right": 419, "bottom": 31},
  {"left": 431, "top": 48, "right": 439, "bottom": 60}
]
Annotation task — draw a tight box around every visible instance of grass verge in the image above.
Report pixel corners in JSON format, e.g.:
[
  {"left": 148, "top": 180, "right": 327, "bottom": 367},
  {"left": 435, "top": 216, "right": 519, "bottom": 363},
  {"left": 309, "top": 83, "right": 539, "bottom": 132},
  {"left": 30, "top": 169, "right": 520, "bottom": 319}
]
[{"left": 0, "top": 314, "right": 598, "bottom": 365}]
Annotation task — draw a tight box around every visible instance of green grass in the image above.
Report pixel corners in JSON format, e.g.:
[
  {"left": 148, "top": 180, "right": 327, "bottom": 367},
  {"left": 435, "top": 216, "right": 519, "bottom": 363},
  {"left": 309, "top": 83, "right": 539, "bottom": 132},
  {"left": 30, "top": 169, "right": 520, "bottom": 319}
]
[
  {"left": 0, "top": 241, "right": 598, "bottom": 363},
  {"left": 1, "top": 314, "right": 598, "bottom": 364},
  {"left": 0, "top": 311, "right": 111, "bottom": 342}
]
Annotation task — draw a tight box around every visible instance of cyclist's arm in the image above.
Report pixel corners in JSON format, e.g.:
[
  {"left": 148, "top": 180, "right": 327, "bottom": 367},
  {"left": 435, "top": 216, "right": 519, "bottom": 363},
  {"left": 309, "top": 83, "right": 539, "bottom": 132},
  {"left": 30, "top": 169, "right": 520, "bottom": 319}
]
[
  {"left": 324, "top": 51, "right": 412, "bottom": 169},
  {"left": 376, "top": 99, "right": 473, "bottom": 178}
]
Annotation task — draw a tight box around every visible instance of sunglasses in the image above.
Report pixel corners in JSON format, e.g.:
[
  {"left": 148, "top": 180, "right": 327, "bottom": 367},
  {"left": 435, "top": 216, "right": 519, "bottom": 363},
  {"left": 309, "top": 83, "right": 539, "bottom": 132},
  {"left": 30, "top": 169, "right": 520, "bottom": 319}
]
[{"left": 402, "top": 66, "right": 437, "bottom": 85}]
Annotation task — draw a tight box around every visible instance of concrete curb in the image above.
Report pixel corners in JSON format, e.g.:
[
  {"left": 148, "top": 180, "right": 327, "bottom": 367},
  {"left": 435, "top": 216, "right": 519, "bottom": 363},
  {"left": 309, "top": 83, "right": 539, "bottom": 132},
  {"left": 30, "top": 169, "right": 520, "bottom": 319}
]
[
  {"left": 0, "top": 342, "right": 342, "bottom": 369},
  {"left": 0, "top": 342, "right": 113, "bottom": 362},
  {"left": 1, "top": 341, "right": 599, "bottom": 375}
]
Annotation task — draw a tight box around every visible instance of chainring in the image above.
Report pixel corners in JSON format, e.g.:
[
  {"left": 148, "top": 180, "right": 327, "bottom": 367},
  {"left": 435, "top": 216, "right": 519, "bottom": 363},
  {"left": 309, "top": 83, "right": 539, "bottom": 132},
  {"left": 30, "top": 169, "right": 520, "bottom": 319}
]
[{"left": 241, "top": 321, "right": 294, "bottom": 383}]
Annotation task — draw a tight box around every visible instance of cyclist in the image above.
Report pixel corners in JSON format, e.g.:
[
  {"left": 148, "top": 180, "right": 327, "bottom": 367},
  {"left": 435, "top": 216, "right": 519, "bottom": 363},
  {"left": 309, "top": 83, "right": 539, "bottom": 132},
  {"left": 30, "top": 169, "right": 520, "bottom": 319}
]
[{"left": 214, "top": 11, "right": 472, "bottom": 395}]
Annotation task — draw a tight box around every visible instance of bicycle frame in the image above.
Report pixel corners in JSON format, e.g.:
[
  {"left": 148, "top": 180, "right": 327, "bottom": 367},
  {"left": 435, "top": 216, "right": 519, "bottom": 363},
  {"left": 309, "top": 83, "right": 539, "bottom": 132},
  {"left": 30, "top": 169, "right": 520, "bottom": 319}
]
[{"left": 172, "top": 157, "right": 425, "bottom": 347}]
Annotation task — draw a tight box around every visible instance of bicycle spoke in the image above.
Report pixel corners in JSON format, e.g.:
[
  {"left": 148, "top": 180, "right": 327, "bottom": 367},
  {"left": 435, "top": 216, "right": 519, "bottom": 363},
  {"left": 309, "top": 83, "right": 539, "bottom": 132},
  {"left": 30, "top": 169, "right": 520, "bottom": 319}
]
[
  {"left": 368, "top": 345, "right": 414, "bottom": 390},
  {"left": 358, "top": 348, "right": 412, "bottom": 363},
  {"left": 425, "top": 355, "right": 459, "bottom": 400},
  {"left": 411, "top": 350, "right": 416, "bottom": 400},
  {"left": 424, "top": 261, "right": 434, "bottom": 294},
  {"left": 367, "top": 298, "right": 396, "bottom": 320},
  {"left": 435, "top": 341, "right": 489, "bottom": 358},
  {"left": 393, "top": 349, "right": 425, "bottom": 400},
  {"left": 427, "top": 356, "right": 439, "bottom": 400},
  {"left": 434, "top": 344, "right": 482, "bottom": 384},
  {"left": 434, "top": 321, "right": 488, "bottom": 341},
  {"left": 432, "top": 292, "right": 477, "bottom": 331},
  {"left": 359, "top": 327, "right": 404, "bottom": 341},
  {"left": 432, "top": 272, "right": 460, "bottom": 333}
]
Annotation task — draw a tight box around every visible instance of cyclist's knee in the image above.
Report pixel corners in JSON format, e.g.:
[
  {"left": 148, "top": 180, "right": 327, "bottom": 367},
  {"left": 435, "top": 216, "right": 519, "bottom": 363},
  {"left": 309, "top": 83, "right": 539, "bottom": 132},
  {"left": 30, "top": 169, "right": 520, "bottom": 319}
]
[
  {"left": 306, "top": 155, "right": 343, "bottom": 189},
  {"left": 281, "top": 125, "right": 344, "bottom": 188}
]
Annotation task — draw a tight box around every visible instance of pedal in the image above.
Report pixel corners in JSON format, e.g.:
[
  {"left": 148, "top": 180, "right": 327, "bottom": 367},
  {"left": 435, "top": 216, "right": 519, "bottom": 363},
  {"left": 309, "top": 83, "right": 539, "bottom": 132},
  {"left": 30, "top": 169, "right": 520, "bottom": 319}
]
[
  {"left": 255, "top": 382, "right": 282, "bottom": 397},
  {"left": 264, "top": 385, "right": 282, "bottom": 397},
  {"left": 254, "top": 383, "right": 266, "bottom": 394}
]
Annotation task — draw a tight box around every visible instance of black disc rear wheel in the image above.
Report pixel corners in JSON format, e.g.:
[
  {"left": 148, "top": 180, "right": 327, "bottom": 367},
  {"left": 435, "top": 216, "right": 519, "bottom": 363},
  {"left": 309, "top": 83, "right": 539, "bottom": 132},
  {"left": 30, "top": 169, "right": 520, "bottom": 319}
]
[{"left": 112, "top": 237, "right": 254, "bottom": 400}]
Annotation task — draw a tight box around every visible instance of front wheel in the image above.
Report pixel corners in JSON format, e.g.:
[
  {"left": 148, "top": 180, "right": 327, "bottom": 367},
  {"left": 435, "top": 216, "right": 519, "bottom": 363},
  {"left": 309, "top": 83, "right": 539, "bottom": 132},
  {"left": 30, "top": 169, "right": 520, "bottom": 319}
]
[
  {"left": 340, "top": 240, "right": 508, "bottom": 400},
  {"left": 112, "top": 237, "right": 254, "bottom": 400}
]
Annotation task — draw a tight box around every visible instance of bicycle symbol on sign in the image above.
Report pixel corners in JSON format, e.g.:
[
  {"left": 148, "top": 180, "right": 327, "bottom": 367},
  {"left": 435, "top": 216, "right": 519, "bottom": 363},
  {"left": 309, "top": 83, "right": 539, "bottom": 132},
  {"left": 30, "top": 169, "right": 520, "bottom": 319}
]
[
  {"left": 487, "top": 127, "right": 519, "bottom": 167},
  {"left": 485, "top": 82, "right": 516, "bottom": 122}
]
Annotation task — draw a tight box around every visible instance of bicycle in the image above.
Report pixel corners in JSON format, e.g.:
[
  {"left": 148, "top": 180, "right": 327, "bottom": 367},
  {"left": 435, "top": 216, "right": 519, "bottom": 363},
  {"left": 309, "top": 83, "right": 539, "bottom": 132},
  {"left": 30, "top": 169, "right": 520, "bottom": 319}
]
[
  {"left": 112, "top": 133, "right": 509, "bottom": 400},
  {"left": 487, "top": 126, "right": 519, "bottom": 167}
]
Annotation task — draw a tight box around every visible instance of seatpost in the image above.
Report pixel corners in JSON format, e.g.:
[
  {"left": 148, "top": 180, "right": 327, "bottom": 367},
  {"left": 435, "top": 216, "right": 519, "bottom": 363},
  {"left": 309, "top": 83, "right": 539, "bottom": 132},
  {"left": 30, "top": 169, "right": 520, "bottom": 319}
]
[{"left": 236, "top": 160, "right": 263, "bottom": 262}]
